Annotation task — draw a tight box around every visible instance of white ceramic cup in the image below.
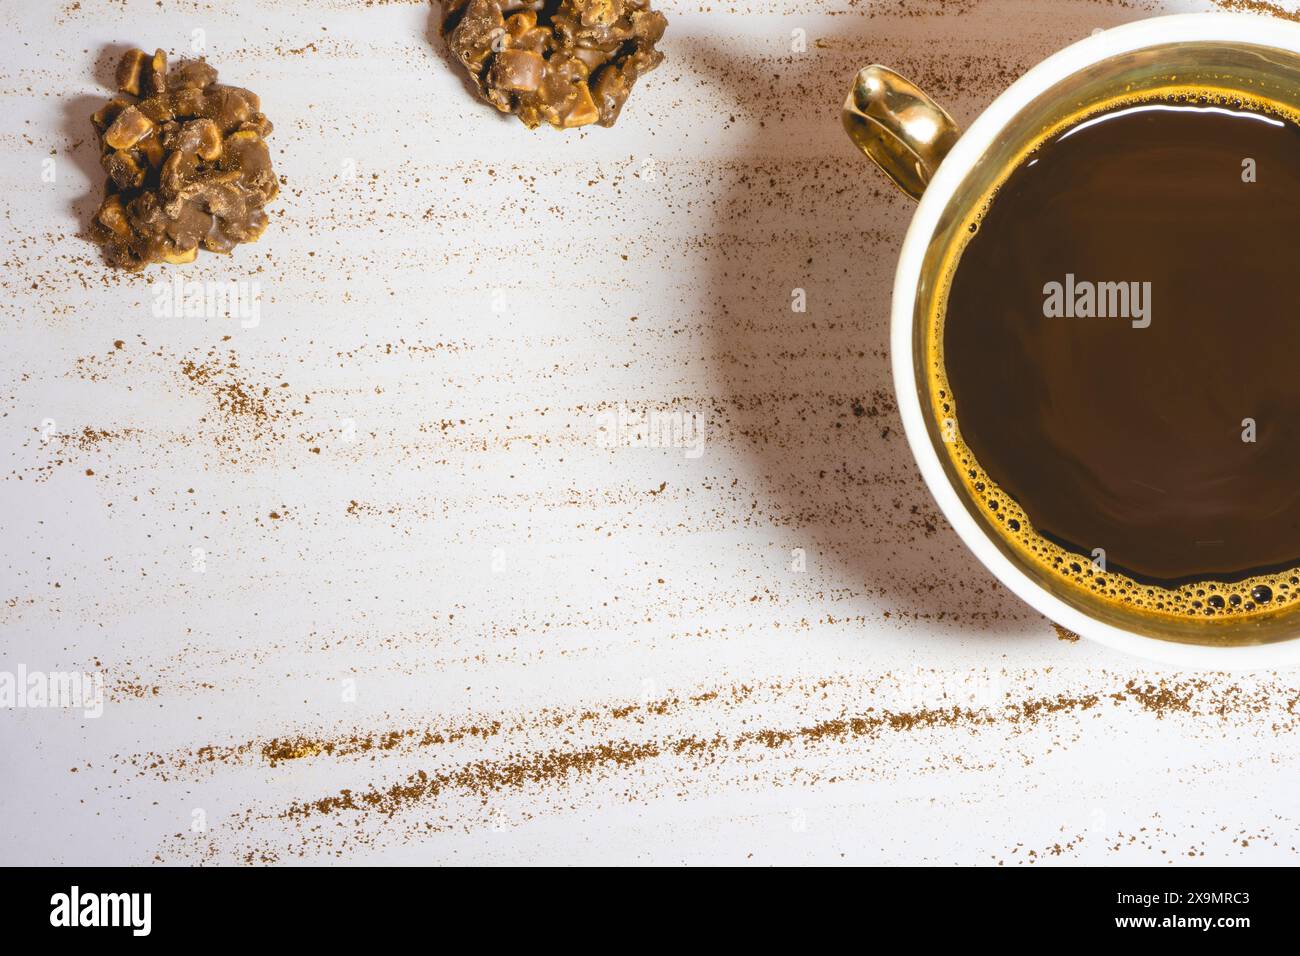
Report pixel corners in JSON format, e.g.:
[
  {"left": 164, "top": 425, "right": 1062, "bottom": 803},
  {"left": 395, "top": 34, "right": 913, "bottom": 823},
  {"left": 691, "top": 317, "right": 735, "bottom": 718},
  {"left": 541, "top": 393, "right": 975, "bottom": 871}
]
[{"left": 843, "top": 13, "right": 1300, "bottom": 668}]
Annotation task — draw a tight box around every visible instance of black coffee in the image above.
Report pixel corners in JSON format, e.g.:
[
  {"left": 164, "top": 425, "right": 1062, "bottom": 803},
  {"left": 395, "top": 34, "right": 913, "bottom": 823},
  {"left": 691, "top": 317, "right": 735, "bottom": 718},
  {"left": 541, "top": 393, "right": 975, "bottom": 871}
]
[{"left": 936, "top": 91, "right": 1300, "bottom": 620}]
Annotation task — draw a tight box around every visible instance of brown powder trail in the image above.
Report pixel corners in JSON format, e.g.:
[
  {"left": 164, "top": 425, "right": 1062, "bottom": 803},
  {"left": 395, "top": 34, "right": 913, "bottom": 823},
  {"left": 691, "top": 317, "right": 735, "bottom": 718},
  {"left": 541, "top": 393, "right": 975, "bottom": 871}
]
[
  {"left": 1210, "top": 0, "right": 1300, "bottom": 23},
  {"left": 125, "top": 671, "right": 1290, "bottom": 787},
  {"left": 123, "top": 689, "right": 744, "bottom": 776},
  {"left": 286, "top": 740, "right": 668, "bottom": 819},
  {"left": 61, "top": 426, "right": 140, "bottom": 451},
  {"left": 273, "top": 676, "right": 1272, "bottom": 823},
  {"left": 262, "top": 720, "right": 506, "bottom": 766}
]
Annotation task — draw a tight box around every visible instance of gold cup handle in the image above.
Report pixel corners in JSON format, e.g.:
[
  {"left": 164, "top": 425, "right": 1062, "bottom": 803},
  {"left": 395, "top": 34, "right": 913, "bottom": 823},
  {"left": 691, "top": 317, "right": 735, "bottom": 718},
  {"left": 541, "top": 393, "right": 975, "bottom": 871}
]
[{"left": 842, "top": 66, "right": 962, "bottom": 202}]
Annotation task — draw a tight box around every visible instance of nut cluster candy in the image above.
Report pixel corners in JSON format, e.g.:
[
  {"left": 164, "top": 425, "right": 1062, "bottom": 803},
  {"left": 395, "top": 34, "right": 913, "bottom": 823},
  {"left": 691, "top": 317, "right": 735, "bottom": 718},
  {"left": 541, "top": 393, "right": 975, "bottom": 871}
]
[
  {"left": 441, "top": 0, "right": 668, "bottom": 129},
  {"left": 91, "top": 48, "right": 278, "bottom": 271}
]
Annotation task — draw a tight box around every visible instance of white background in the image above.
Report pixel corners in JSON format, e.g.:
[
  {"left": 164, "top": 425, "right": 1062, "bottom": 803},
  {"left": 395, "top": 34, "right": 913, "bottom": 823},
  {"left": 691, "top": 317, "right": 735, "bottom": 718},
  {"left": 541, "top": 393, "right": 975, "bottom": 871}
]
[{"left": 2, "top": 0, "right": 1298, "bottom": 865}]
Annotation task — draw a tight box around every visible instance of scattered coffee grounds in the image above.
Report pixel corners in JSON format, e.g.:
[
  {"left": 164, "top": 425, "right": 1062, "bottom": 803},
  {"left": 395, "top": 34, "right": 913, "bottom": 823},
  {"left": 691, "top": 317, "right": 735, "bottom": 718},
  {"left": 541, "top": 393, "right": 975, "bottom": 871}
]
[
  {"left": 439, "top": 0, "right": 667, "bottom": 130},
  {"left": 90, "top": 48, "right": 278, "bottom": 271}
]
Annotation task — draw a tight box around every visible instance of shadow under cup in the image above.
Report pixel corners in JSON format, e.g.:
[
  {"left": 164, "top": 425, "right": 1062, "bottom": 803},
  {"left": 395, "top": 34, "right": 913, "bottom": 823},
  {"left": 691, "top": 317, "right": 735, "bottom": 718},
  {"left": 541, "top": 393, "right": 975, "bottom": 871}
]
[{"left": 913, "top": 41, "right": 1300, "bottom": 648}]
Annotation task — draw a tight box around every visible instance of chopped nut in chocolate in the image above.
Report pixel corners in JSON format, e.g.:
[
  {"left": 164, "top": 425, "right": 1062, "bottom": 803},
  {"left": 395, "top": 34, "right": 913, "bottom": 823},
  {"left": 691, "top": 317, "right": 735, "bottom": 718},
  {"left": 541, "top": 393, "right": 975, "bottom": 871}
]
[
  {"left": 439, "top": 0, "right": 667, "bottom": 130},
  {"left": 91, "top": 48, "right": 278, "bottom": 271}
]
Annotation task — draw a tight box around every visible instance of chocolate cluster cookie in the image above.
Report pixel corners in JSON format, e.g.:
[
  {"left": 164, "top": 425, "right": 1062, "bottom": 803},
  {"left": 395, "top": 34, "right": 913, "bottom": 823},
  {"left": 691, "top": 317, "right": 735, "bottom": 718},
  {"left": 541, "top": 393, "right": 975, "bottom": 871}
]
[
  {"left": 440, "top": 0, "right": 667, "bottom": 129},
  {"left": 91, "top": 48, "right": 278, "bottom": 271}
]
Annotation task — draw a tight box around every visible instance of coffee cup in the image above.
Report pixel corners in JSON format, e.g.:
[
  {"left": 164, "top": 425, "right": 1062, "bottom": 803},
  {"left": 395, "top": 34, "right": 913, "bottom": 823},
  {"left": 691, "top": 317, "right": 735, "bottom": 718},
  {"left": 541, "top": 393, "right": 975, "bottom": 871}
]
[{"left": 844, "top": 13, "right": 1300, "bottom": 667}]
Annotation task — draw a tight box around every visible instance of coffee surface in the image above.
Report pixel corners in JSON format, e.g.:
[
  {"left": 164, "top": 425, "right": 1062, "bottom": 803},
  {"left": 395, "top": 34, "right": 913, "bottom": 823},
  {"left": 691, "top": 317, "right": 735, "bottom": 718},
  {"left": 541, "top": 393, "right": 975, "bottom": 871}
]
[{"left": 942, "top": 96, "right": 1300, "bottom": 604}]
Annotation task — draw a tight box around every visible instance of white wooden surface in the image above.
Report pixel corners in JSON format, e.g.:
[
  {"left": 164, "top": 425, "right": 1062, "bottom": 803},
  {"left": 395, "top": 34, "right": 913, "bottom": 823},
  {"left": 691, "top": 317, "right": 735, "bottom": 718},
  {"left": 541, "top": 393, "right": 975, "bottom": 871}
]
[{"left": 2, "top": 0, "right": 1299, "bottom": 865}]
